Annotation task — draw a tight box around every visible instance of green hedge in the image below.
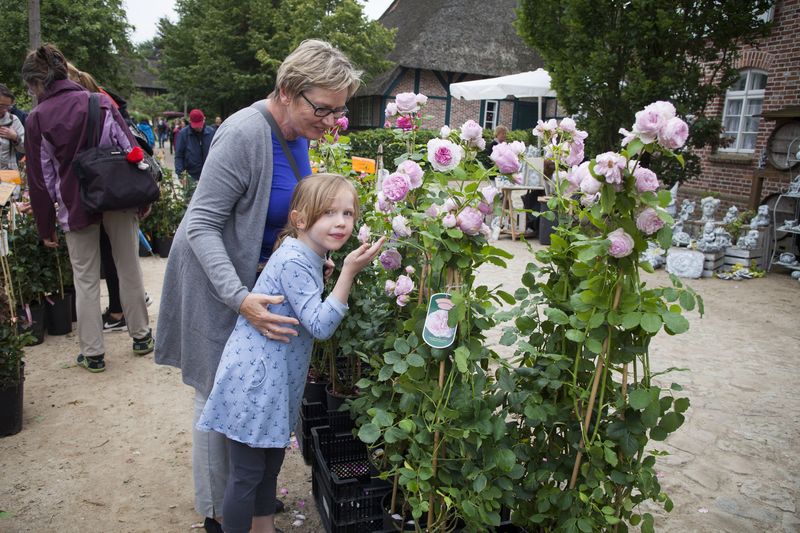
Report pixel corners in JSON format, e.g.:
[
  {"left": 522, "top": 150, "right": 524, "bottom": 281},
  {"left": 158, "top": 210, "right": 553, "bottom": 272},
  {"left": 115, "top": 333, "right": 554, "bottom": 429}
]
[{"left": 348, "top": 128, "right": 535, "bottom": 170}]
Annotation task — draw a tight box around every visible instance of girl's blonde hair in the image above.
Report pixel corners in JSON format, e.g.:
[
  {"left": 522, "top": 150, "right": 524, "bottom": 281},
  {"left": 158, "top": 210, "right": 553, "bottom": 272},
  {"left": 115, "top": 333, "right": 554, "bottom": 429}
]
[
  {"left": 277, "top": 173, "right": 359, "bottom": 249},
  {"left": 67, "top": 62, "right": 101, "bottom": 92}
]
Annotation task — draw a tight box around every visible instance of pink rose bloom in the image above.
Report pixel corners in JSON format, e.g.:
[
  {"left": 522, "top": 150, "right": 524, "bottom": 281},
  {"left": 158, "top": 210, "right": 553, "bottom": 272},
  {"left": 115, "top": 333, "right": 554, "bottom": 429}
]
[
  {"left": 335, "top": 116, "right": 349, "bottom": 131},
  {"left": 490, "top": 143, "right": 521, "bottom": 174},
  {"left": 563, "top": 164, "right": 584, "bottom": 194},
  {"left": 442, "top": 198, "right": 458, "bottom": 212},
  {"left": 384, "top": 280, "right": 396, "bottom": 295},
  {"left": 593, "top": 152, "right": 627, "bottom": 184},
  {"left": 581, "top": 193, "right": 600, "bottom": 207},
  {"left": 476, "top": 137, "right": 486, "bottom": 151},
  {"left": 442, "top": 213, "right": 457, "bottom": 228},
  {"left": 415, "top": 93, "right": 428, "bottom": 106},
  {"left": 460, "top": 120, "right": 483, "bottom": 144},
  {"left": 477, "top": 201, "right": 492, "bottom": 215},
  {"left": 383, "top": 120, "right": 391, "bottom": 128},
  {"left": 565, "top": 138, "right": 585, "bottom": 167},
  {"left": 512, "top": 173, "right": 523, "bottom": 185},
  {"left": 397, "top": 160, "right": 424, "bottom": 189},
  {"left": 634, "top": 167, "right": 659, "bottom": 193},
  {"left": 647, "top": 101, "right": 676, "bottom": 122},
  {"left": 480, "top": 223, "right": 491, "bottom": 238},
  {"left": 619, "top": 127, "right": 636, "bottom": 146},
  {"left": 405, "top": 265, "right": 415, "bottom": 274},
  {"left": 636, "top": 208, "right": 665, "bottom": 235},
  {"left": 509, "top": 141, "right": 526, "bottom": 155},
  {"left": 658, "top": 117, "right": 689, "bottom": 150},
  {"left": 396, "top": 294, "right": 411, "bottom": 307},
  {"left": 380, "top": 249, "right": 402, "bottom": 270},
  {"left": 394, "top": 274, "right": 414, "bottom": 296},
  {"left": 457, "top": 206, "right": 484, "bottom": 236},
  {"left": 632, "top": 108, "right": 663, "bottom": 144},
  {"left": 425, "top": 205, "right": 439, "bottom": 217},
  {"left": 375, "top": 192, "right": 395, "bottom": 214},
  {"left": 392, "top": 215, "right": 412, "bottom": 237},
  {"left": 607, "top": 228, "right": 635, "bottom": 258},
  {"left": 357, "top": 225, "right": 370, "bottom": 244},
  {"left": 559, "top": 117, "right": 577, "bottom": 134},
  {"left": 481, "top": 185, "right": 499, "bottom": 204},
  {"left": 396, "top": 115, "right": 414, "bottom": 131},
  {"left": 440, "top": 125, "right": 451, "bottom": 138},
  {"left": 382, "top": 172, "right": 411, "bottom": 201},
  {"left": 395, "top": 92, "right": 419, "bottom": 114},
  {"left": 580, "top": 172, "right": 602, "bottom": 195},
  {"left": 385, "top": 102, "right": 398, "bottom": 117},
  {"left": 533, "top": 118, "right": 558, "bottom": 138},
  {"left": 425, "top": 309, "right": 455, "bottom": 338},
  {"left": 427, "top": 138, "right": 463, "bottom": 172}
]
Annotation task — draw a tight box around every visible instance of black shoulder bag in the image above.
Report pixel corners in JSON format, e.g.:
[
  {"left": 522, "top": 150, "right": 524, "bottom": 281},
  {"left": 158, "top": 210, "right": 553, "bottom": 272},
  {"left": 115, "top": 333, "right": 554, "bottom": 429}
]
[{"left": 73, "top": 93, "right": 161, "bottom": 213}]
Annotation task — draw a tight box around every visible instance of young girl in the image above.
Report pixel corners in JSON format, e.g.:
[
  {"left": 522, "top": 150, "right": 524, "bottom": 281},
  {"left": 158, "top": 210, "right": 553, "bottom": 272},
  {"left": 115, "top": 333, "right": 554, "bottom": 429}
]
[{"left": 196, "top": 173, "right": 384, "bottom": 533}]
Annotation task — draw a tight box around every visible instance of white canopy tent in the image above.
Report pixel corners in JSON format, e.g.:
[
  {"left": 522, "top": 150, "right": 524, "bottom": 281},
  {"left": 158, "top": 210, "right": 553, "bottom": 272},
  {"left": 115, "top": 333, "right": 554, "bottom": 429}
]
[{"left": 449, "top": 68, "right": 556, "bottom": 124}]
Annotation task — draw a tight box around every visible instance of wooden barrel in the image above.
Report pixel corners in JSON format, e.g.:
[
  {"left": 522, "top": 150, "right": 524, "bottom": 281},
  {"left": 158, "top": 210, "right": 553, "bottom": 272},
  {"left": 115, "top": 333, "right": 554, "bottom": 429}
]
[{"left": 767, "top": 120, "right": 800, "bottom": 170}]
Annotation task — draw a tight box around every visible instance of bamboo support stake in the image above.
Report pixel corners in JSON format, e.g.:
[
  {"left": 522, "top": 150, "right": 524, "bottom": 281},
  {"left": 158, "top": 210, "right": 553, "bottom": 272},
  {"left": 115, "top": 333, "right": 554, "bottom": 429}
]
[
  {"left": 390, "top": 473, "right": 399, "bottom": 515},
  {"left": 569, "top": 282, "right": 623, "bottom": 489}
]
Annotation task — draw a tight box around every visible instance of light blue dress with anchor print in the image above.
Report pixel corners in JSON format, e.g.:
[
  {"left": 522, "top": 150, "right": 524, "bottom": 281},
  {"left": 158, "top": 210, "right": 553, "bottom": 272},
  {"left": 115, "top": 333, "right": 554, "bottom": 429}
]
[{"left": 196, "top": 237, "right": 348, "bottom": 448}]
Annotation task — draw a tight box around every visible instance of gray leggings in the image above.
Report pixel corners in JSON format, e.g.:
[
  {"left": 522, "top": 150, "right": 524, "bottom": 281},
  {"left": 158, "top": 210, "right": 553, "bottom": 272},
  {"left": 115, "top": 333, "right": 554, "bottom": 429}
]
[{"left": 222, "top": 440, "right": 286, "bottom": 533}]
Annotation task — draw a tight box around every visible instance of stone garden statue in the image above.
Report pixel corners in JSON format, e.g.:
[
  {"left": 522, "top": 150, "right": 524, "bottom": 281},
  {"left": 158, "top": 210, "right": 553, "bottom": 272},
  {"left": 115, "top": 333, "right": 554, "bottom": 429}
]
[
  {"left": 641, "top": 241, "right": 666, "bottom": 269},
  {"left": 679, "top": 199, "right": 695, "bottom": 222},
  {"left": 696, "top": 221, "right": 725, "bottom": 252},
  {"left": 713, "top": 226, "right": 733, "bottom": 249},
  {"left": 749, "top": 204, "right": 770, "bottom": 227},
  {"left": 699, "top": 196, "right": 721, "bottom": 222},
  {"left": 672, "top": 220, "right": 692, "bottom": 247},
  {"left": 722, "top": 205, "right": 739, "bottom": 225},
  {"left": 665, "top": 182, "right": 679, "bottom": 217},
  {"left": 736, "top": 228, "right": 760, "bottom": 250},
  {"left": 788, "top": 174, "right": 800, "bottom": 196}
]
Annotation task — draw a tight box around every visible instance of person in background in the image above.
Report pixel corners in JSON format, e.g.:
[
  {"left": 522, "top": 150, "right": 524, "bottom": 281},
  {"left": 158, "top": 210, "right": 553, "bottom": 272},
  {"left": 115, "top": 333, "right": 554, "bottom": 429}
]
[
  {"left": 174, "top": 108, "right": 215, "bottom": 181},
  {"left": 154, "top": 39, "right": 361, "bottom": 533},
  {"left": 170, "top": 119, "right": 181, "bottom": 155},
  {"left": 157, "top": 117, "right": 168, "bottom": 149},
  {"left": 212, "top": 116, "right": 222, "bottom": 131},
  {"left": 485, "top": 124, "right": 508, "bottom": 158},
  {"left": 0, "top": 83, "right": 25, "bottom": 170},
  {"left": 137, "top": 117, "right": 156, "bottom": 148},
  {"left": 23, "top": 44, "right": 152, "bottom": 373}
]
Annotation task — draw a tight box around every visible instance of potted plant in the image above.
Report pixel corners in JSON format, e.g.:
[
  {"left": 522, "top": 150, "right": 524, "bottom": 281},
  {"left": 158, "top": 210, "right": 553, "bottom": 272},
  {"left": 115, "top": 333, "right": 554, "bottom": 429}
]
[
  {"left": 498, "top": 105, "right": 702, "bottom": 531},
  {"left": 43, "top": 236, "right": 73, "bottom": 335},
  {"left": 141, "top": 168, "right": 190, "bottom": 257},
  {"left": 351, "top": 94, "right": 520, "bottom": 531}
]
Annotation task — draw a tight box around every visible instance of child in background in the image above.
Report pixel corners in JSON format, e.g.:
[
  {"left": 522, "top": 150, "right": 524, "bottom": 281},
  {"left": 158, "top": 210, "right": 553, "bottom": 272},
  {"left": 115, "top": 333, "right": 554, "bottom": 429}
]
[{"left": 196, "top": 173, "right": 384, "bottom": 533}]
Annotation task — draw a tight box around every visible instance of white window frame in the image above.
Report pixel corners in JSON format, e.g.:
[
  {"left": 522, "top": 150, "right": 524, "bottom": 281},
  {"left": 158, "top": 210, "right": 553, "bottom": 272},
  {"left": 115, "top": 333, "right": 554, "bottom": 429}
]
[
  {"left": 720, "top": 70, "right": 767, "bottom": 153},
  {"left": 483, "top": 100, "right": 499, "bottom": 130},
  {"left": 756, "top": 5, "right": 774, "bottom": 23}
]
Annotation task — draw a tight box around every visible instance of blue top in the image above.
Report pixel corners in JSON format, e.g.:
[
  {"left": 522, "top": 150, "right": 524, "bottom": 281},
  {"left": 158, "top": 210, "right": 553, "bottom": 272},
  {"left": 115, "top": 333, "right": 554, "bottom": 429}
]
[
  {"left": 196, "top": 237, "right": 348, "bottom": 448},
  {"left": 259, "top": 135, "right": 311, "bottom": 262},
  {"left": 138, "top": 121, "right": 155, "bottom": 147}
]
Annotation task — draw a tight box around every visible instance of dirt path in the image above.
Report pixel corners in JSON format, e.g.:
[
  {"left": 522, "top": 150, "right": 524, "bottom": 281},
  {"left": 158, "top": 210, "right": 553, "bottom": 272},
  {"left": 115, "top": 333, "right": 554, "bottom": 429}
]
[{"left": 1, "top": 233, "right": 798, "bottom": 532}]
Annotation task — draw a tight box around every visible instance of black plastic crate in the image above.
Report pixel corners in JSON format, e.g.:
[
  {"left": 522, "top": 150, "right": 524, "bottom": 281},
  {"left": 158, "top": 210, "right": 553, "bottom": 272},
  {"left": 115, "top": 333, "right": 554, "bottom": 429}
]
[
  {"left": 298, "top": 399, "right": 355, "bottom": 465},
  {"left": 311, "top": 426, "right": 391, "bottom": 532}
]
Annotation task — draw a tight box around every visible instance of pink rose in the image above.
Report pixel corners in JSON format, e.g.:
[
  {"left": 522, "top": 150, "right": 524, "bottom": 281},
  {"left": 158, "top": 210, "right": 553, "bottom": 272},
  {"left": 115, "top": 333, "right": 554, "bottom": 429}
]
[
  {"left": 607, "top": 228, "right": 635, "bottom": 258},
  {"left": 459, "top": 120, "right": 483, "bottom": 145},
  {"left": 442, "top": 213, "right": 457, "bottom": 228},
  {"left": 509, "top": 141, "right": 526, "bottom": 155},
  {"left": 385, "top": 103, "right": 398, "bottom": 117},
  {"left": 383, "top": 120, "right": 391, "bottom": 128},
  {"left": 425, "top": 205, "right": 438, "bottom": 217},
  {"left": 384, "top": 280, "right": 396, "bottom": 295},
  {"left": 415, "top": 93, "right": 428, "bottom": 106},
  {"left": 579, "top": 170, "right": 602, "bottom": 195},
  {"left": 405, "top": 265, "right": 415, "bottom": 275},
  {"left": 380, "top": 249, "right": 402, "bottom": 270},
  {"left": 593, "top": 152, "right": 627, "bottom": 184},
  {"left": 565, "top": 138, "right": 585, "bottom": 166},
  {"left": 396, "top": 116, "right": 414, "bottom": 131},
  {"left": 357, "top": 225, "right": 370, "bottom": 244},
  {"left": 397, "top": 160, "right": 424, "bottom": 189},
  {"left": 658, "top": 117, "right": 689, "bottom": 150},
  {"left": 477, "top": 201, "right": 492, "bottom": 215},
  {"left": 427, "top": 138, "right": 463, "bottom": 172},
  {"left": 335, "top": 116, "right": 349, "bottom": 131},
  {"left": 490, "top": 143, "right": 521, "bottom": 174},
  {"left": 533, "top": 118, "right": 558, "bottom": 138},
  {"left": 394, "top": 274, "right": 414, "bottom": 296},
  {"left": 392, "top": 215, "right": 412, "bottom": 237},
  {"left": 375, "top": 192, "right": 394, "bottom": 213},
  {"left": 647, "top": 101, "right": 676, "bottom": 122},
  {"left": 424, "top": 309, "right": 454, "bottom": 338},
  {"left": 636, "top": 208, "right": 665, "bottom": 235},
  {"left": 442, "top": 198, "right": 458, "bottom": 212},
  {"left": 559, "top": 117, "right": 577, "bottom": 134},
  {"left": 394, "top": 92, "right": 419, "bottom": 114},
  {"left": 481, "top": 185, "right": 499, "bottom": 204},
  {"left": 440, "top": 125, "right": 451, "bottom": 138},
  {"left": 632, "top": 108, "right": 663, "bottom": 144},
  {"left": 634, "top": 167, "right": 659, "bottom": 193},
  {"left": 480, "top": 223, "right": 491, "bottom": 239},
  {"left": 396, "top": 294, "right": 411, "bottom": 307},
  {"left": 382, "top": 172, "right": 411, "bottom": 201},
  {"left": 457, "top": 206, "right": 484, "bottom": 236}
]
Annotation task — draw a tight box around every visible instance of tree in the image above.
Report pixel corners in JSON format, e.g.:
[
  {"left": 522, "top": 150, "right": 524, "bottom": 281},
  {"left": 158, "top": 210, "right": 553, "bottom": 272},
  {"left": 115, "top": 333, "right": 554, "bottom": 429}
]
[
  {"left": 0, "top": 0, "right": 135, "bottom": 100},
  {"left": 158, "top": 0, "right": 395, "bottom": 118},
  {"left": 516, "top": 0, "right": 772, "bottom": 183}
]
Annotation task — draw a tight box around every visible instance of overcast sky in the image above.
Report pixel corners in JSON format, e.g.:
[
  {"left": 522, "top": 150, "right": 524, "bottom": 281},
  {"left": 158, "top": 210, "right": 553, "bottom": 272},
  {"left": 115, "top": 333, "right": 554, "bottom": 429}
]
[{"left": 124, "top": 0, "right": 394, "bottom": 44}]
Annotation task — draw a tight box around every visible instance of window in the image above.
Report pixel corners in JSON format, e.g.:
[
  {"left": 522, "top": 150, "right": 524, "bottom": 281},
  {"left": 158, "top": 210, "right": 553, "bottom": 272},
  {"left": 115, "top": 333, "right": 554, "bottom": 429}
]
[
  {"left": 483, "top": 100, "right": 498, "bottom": 130},
  {"left": 756, "top": 4, "right": 774, "bottom": 23},
  {"left": 721, "top": 70, "right": 767, "bottom": 152}
]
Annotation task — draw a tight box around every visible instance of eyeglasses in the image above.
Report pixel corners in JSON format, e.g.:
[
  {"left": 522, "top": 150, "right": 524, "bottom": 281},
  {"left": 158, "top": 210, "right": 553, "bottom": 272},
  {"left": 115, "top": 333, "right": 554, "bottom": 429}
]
[{"left": 299, "top": 92, "right": 348, "bottom": 119}]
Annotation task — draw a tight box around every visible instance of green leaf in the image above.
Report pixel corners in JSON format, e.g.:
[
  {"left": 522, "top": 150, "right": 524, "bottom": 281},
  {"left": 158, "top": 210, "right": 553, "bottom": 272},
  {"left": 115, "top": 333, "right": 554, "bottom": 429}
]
[
  {"left": 394, "top": 338, "right": 411, "bottom": 355},
  {"left": 662, "top": 311, "right": 689, "bottom": 334},
  {"left": 473, "top": 473, "right": 487, "bottom": 492},
  {"left": 621, "top": 311, "right": 642, "bottom": 330},
  {"left": 577, "top": 517, "right": 594, "bottom": 533},
  {"left": 585, "top": 338, "right": 604, "bottom": 354},
  {"left": 544, "top": 307, "right": 570, "bottom": 324},
  {"left": 495, "top": 448, "right": 516, "bottom": 472},
  {"left": 454, "top": 346, "right": 469, "bottom": 373},
  {"left": 627, "top": 138, "right": 644, "bottom": 156},
  {"left": 398, "top": 419, "right": 415, "bottom": 433},
  {"left": 650, "top": 427, "right": 668, "bottom": 441},
  {"left": 406, "top": 353, "right": 425, "bottom": 367},
  {"left": 565, "top": 329, "right": 585, "bottom": 342},
  {"left": 674, "top": 397, "right": 690, "bottom": 413},
  {"left": 358, "top": 423, "right": 380, "bottom": 443},
  {"left": 496, "top": 290, "right": 515, "bottom": 305},
  {"left": 640, "top": 313, "right": 662, "bottom": 333},
  {"left": 446, "top": 228, "right": 464, "bottom": 239},
  {"left": 659, "top": 411, "right": 685, "bottom": 432},
  {"left": 378, "top": 365, "right": 394, "bottom": 381},
  {"left": 679, "top": 291, "right": 695, "bottom": 311},
  {"left": 373, "top": 409, "right": 394, "bottom": 427},
  {"left": 604, "top": 446, "right": 619, "bottom": 467}
]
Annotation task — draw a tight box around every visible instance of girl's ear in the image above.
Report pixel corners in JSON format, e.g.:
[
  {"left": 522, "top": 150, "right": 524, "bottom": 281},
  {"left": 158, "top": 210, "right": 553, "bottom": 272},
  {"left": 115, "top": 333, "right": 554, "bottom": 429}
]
[{"left": 290, "top": 209, "right": 306, "bottom": 229}]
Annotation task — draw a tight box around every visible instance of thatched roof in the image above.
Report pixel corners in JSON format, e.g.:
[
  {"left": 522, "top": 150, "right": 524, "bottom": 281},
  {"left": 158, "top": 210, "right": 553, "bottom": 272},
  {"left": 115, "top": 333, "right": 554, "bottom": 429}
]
[
  {"left": 377, "top": 0, "right": 542, "bottom": 78},
  {"left": 131, "top": 58, "right": 167, "bottom": 91}
]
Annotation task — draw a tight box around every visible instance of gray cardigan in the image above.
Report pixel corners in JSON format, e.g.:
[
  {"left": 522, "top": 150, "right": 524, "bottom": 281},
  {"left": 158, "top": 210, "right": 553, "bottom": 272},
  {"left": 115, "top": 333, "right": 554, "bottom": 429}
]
[{"left": 154, "top": 103, "right": 277, "bottom": 396}]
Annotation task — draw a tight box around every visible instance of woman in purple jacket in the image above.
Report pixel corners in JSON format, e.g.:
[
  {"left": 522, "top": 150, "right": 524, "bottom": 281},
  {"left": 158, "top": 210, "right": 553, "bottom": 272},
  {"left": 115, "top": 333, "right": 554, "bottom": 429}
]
[{"left": 22, "top": 44, "right": 152, "bottom": 373}]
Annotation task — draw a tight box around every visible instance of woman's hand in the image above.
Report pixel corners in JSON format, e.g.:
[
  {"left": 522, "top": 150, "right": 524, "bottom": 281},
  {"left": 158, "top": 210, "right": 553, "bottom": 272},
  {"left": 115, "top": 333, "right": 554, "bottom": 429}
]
[
  {"left": 239, "top": 293, "right": 299, "bottom": 343},
  {"left": 0, "top": 126, "right": 17, "bottom": 142},
  {"left": 43, "top": 231, "right": 58, "bottom": 248},
  {"left": 342, "top": 237, "right": 386, "bottom": 275}
]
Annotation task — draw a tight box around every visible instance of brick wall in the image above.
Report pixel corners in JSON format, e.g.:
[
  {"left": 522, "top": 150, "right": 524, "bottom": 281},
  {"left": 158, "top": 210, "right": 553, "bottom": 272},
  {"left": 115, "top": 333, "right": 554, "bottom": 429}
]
[{"left": 693, "top": 0, "right": 800, "bottom": 211}]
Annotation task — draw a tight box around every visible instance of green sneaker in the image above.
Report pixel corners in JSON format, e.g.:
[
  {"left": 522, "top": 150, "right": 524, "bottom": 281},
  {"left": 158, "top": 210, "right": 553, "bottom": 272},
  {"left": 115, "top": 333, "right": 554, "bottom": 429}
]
[
  {"left": 76, "top": 354, "right": 105, "bottom": 373},
  {"left": 132, "top": 330, "right": 154, "bottom": 356}
]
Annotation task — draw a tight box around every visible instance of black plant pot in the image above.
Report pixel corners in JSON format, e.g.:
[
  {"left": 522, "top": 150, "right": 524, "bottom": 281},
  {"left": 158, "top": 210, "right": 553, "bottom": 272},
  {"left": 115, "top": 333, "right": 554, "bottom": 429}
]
[
  {"left": 0, "top": 363, "right": 24, "bottom": 437},
  {"left": 304, "top": 379, "right": 328, "bottom": 405},
  {"left": 138, "top": 240, "right": 152, "bottom": 257},
  {"left": 45, "top": 294, "right": 73, "bottom": 335},
  {"left": 382, "top": 492, "right": 425, "bottom": 532},
  {"left": 154, "top": 236, "right": 174, "bottom": 258},
  {"left": 17, "top": 303, "right": 46, "bottom": 345},
  {"left": 63, "top": 286, "right": 78, "bottom": 322},
  {"left": 325, "top": 382, "right": 354, "bottom": 412}
]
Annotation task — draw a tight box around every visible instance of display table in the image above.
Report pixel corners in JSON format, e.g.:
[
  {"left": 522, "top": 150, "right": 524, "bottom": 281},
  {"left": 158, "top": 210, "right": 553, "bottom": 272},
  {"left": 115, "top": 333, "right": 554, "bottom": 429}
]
[{"left": 499, "top": 186, "right": 543, "bottom": 239}]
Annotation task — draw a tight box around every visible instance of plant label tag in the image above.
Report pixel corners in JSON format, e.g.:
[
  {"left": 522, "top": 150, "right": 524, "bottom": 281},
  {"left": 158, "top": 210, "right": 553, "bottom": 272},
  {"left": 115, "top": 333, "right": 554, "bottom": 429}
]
[{"left": 422, "top": 293, "right": 457, "bottom": 349}]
